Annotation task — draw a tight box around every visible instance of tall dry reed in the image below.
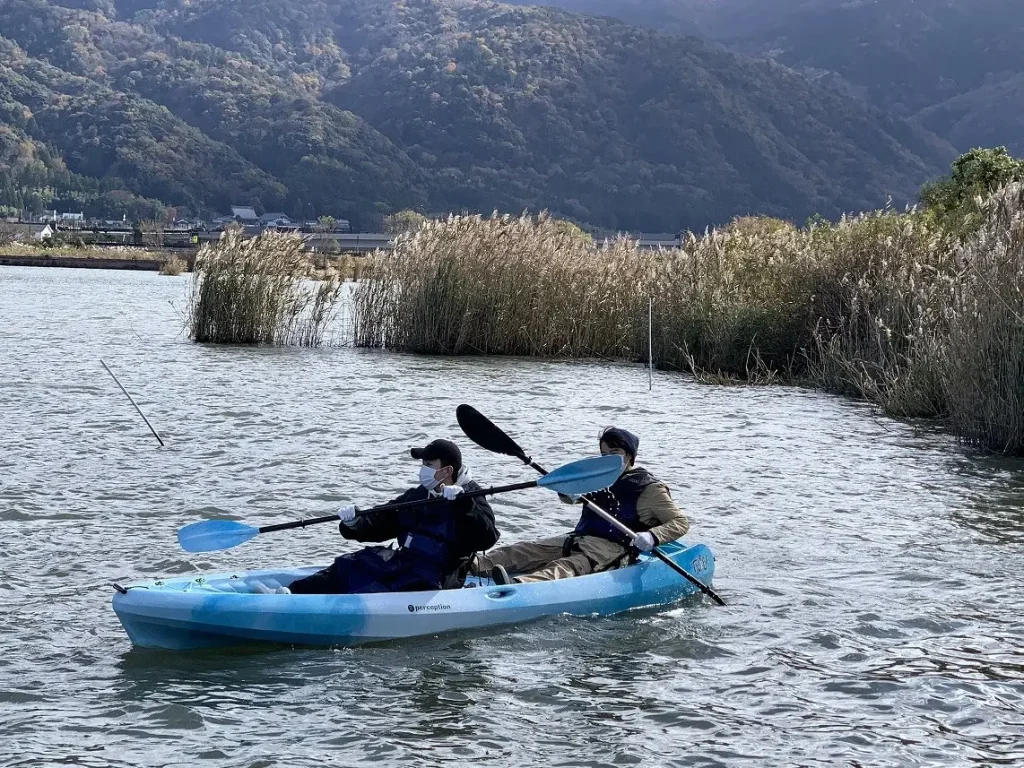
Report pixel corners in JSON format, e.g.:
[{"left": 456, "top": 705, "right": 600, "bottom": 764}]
[
  {"left": 188, "top": 230, "right": 342, "bottom": 346},
  {"left": 647, "top": 218, "right": 812, "bottom": 379},
  {"left": 937, "top": 183, "right": 1024, "bottom": 452},
  {"left": 803, "top": 212, "right": 955, "bottom": 417},
  {"left": 355, "top": 213, "right": 651, "bottom": 357}
]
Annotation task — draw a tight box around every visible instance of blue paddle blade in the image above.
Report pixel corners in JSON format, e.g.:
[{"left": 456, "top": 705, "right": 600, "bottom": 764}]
[
  {"left": 537, "top": 454, "right": 624, "bottom": 496},
  {"left": 177, "top": 519, "right": 260, "bottom": 553}
]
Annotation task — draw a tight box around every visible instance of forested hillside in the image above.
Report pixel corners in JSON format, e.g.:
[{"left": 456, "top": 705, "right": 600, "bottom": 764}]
[
  {"left": 523, "top": 0, "right": 1024, "bottom": 156},
  {"left": 0, "top": 0, "right": 952, "bottom": 229}
]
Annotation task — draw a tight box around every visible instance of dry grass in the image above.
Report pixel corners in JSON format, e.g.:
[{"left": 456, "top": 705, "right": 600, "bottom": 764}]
[
  {"left": 0, "top": 242, "right": 168, "bottom": 260},
  {"left": 351, "top": 199, "right": 1024, "bottom": 454},
  {"left": 937, "top": 183, "right": 1024, "bottom": 452},
  {"left": 187, "top": 230, "right": 343, "bottom": 346},
  {"left": 159, "top": 256, "right": 187, "bottom": 276},
  {"left": 355, "top": 212, "right": 649, "bottom": 356},
  {"left": 802, "top": 212, "right": 955, "bottom": 417},
  {"left": 647, "top": 218, "right": 810, "bottom": 379}
]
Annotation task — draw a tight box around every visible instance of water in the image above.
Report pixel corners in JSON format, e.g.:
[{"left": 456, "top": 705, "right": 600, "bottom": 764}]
[{"left": 1, "top": 266, "right": 1022, "bottom": 767}]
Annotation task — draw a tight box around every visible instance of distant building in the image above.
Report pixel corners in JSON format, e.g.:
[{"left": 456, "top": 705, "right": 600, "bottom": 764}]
[
  {"left": 34, "top": 224, "right": 55, "bottom": 242},
  {"left": 303, "top": 218, "right": 352, "bottom": 233},
  {"left": 259, "top": 212, "right": 292, "bottom": 227},
  {"left": 230, "top": 206, "right": 259, "bottom": 223},
  {"left": 42, "top": 211, "right": 84, "bottom": 223}
]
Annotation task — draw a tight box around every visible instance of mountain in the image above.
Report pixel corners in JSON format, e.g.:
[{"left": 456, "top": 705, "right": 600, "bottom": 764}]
[
  {"left": 520, "top": 0, "right": 1024, "bottom": 156},
  {"left": 503, "top": 0, "right": 709, "bottom": 35},
  {"left": 0, "top": 0, "right": 952, "bottom": 230},
  {"left": 732, "top": 0, "right": 1024, "bottom": 156}
]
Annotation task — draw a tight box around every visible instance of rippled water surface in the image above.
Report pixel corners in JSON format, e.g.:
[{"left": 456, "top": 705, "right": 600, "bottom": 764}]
[{"left": 2, "top": 266, "right": 1023, "bottom": 767}]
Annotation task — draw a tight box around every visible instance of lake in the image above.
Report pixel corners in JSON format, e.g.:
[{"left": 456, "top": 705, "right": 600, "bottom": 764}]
[{"left": 1, "top": 266, "right": 1022, "bottom": 766}]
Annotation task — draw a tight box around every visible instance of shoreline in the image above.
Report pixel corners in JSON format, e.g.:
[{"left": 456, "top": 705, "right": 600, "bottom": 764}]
[{"left": 0, "top": 250, "right": 193, "bottom": 271}]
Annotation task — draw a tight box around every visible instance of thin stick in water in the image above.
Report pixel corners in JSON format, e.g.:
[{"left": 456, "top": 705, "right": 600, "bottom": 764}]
[
  {"left": 99, "top": 359, "right": 165, "bottom": 447},
  {"left": 648, "top": 296, "right": 653, "bottom": 391}
]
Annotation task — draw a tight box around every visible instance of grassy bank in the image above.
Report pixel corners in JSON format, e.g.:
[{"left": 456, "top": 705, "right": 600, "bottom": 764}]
[
  {"left": 352, "top": 189, "right": 1024, "bottom": 454},
  {"left": 0, "top": 242, "right": 172, "bottom": 262},
  {"left": 0, "top": 242, "right": 373, "bottom": 279}
]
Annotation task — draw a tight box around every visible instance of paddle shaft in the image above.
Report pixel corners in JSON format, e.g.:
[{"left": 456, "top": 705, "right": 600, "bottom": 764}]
[
  {"left": 257, "top": 479, "right": 539, "bottom": 535},
  {"left": 515, "top": 455, "right": 726, "bottom": 607}
]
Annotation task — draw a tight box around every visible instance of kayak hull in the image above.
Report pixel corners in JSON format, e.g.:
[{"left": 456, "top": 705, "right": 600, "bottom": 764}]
[{"left": 112, "top": 542, "right": 715, "bottom": 650}]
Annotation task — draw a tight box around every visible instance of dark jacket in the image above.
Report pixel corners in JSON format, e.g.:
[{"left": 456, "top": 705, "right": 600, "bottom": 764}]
[{"left": 337, "top": 480, "right": 499, "bottom": 590}]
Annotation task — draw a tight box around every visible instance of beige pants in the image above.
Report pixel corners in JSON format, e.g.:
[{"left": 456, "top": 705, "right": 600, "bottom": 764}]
[{"left": 473, "top": 536, "right": 595, "bottom": 582}]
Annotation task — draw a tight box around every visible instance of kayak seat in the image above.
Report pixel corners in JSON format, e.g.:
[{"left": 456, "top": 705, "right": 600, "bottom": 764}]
[{"left": 244, "top": 576, "right": 290, "bottom": 594}]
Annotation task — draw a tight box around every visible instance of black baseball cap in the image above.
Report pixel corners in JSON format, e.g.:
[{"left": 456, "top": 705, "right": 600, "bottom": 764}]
[{"left": 410, "top": 438, "right": 462, "bottom": 473}]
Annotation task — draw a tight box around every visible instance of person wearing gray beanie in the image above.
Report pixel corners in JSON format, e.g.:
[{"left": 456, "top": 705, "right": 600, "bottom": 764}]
[{"left": 474, "top": 426, "right": 689, "bottom": 584}]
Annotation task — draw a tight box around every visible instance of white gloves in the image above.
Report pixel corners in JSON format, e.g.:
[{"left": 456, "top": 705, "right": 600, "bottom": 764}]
[
  {"left": 632, "top": 532, "right": 656, "bottom": 552},
  {"left": 338, "top": 504, "right": 357, "bottom": 523},
  {"left": 441, "top": 485, "right": 463, "bottom": 501}
]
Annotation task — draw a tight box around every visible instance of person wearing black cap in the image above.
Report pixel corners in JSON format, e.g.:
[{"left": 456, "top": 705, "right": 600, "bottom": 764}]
[
  {"left": 473, "top": 426, "right": 688, "bottom": 584},
  {"left": 284, "top": 438, "right": 499, "bottom": 595}
]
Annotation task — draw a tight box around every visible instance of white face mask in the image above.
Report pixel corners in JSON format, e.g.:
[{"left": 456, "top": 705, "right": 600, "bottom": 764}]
[{"left": 419, "top": 465, "right": 441, "bottom": 490}]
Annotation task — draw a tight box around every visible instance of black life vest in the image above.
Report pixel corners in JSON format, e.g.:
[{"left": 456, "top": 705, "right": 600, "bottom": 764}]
[
  {"left": 337, "top": 481, "right": 484, "bottom": 593},
  {"left": 573, "top": 467, "right": 657, "bottom": 544},
  {"left": 393, "top": 486, "right": 462, "bottom": 564}
]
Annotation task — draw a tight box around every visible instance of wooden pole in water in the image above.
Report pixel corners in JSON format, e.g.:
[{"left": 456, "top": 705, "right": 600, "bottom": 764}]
[
  {"left": 100, "top": 359, "right": 165, "bottom": 447},
  {"left": 648, "top": 296, "right": 653, "bottom": 391}
]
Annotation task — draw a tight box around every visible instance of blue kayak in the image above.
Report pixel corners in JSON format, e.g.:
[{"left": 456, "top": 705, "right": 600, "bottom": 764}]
[{"left": 111, "top": 541, "right": 715, "bottom": 650}]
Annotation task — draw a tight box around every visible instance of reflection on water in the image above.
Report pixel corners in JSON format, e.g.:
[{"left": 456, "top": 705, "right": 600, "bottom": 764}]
[{"left": 1, "top": 266, "right": 1023, "bottom": 767}]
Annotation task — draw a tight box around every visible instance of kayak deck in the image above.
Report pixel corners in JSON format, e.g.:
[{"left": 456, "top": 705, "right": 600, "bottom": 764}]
[{"left": 112, "top": 542, "right": 715, "bottom": 651}]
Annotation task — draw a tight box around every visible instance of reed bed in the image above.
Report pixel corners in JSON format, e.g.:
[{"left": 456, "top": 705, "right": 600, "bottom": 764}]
[
  {"left": 802, "top": 212, "right": 955, "bottom": 417},
  {"left": 159, "top": 256, "right": 187, "bottom": 276},
  {"left": 354, "top": 213, "right": 650, "bottom": 357},
  {"left": 938, "top": 183, "right": 1024, "bottom": 452},
  {"left": 352, "top": 199, "right": 1024, "bottom": 454},
  {"left": 187, "top": 230, "right": 343, "bottom": 346}
]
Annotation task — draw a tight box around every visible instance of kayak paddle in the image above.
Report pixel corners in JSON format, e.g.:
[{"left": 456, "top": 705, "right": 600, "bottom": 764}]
[
  {"left": 455, "top": 403, "right": 726, "bottom": 606},
  {"left": 177, "top": 453, "right": 625, "bottom": 553}
]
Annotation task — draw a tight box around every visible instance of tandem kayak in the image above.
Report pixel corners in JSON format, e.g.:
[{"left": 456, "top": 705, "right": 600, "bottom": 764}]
[{"left": 111, "top": 541, "right": 715, "bottom": 651}]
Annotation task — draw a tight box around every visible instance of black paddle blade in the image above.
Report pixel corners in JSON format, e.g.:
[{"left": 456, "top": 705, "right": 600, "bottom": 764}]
[{"left": 456, "top": 404, "right": 528, "bottom": 460}]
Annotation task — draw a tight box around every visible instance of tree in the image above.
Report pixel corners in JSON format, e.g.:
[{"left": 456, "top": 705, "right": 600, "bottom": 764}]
[
  {"left": 0, "top": 220, "right": 19, "bottom": 246},
  {"left": 548, "top": 216, "right": 594, "bottom": 245},
  {"left": 920, "top": 147, "right": 1024, "bottom": 235},
  {"left": 383, "top": 209, "right": 428, "bottom": 234},
  {"left": 316, "top": 215, "right": 336, "bottom": 232}
]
